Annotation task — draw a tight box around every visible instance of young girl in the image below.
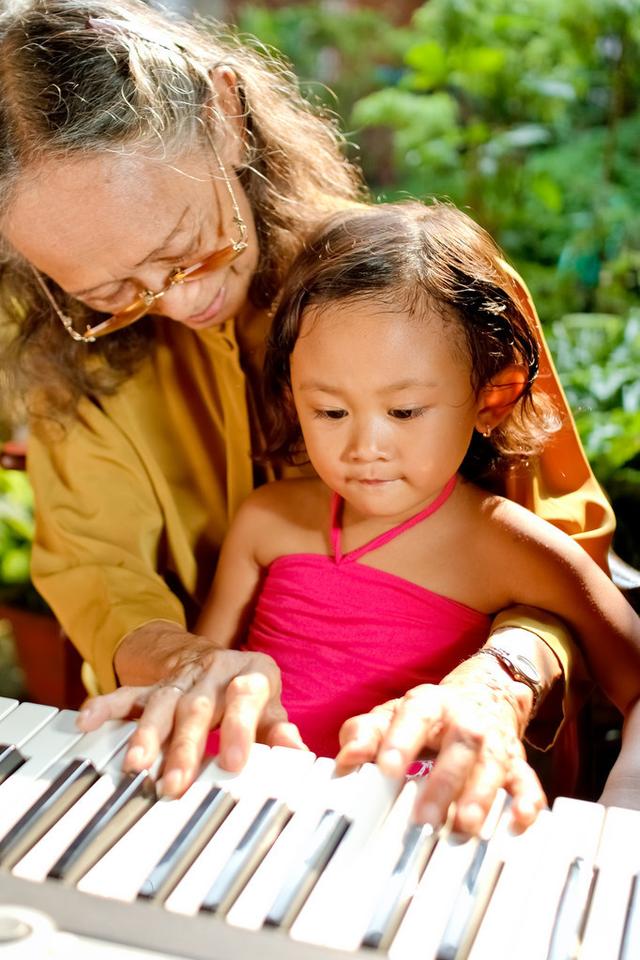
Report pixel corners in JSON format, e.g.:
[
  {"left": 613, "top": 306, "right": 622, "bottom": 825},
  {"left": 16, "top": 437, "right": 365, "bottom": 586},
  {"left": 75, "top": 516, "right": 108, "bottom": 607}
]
[{"left": 199, "top": 200, "right": 640, "bottom": 766}]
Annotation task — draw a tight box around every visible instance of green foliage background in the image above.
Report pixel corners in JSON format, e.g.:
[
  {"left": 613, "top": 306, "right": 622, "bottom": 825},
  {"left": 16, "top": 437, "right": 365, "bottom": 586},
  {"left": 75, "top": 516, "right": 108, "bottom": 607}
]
[
  {"left": 0, "top": 0, "right": 638, "bottom": 609},
  {"left": 235, "top": 0, "right": 640, "bottom": 564}
]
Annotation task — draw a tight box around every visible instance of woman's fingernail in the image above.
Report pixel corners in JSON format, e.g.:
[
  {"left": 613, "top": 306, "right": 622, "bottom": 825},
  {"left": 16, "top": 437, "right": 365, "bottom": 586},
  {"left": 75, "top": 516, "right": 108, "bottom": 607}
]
[
  {"left": 124, "top": 746, "right": 145, "bottom": 770},
  {"left": 223, "top": 746, "right": 244, "bottom": 771},
  {"left": 77, "top": 706, "right": 94, "bottom": 725},
  {"left": 378, "top": 748, "right": 404, "bottom": 775},
  {"left": 158, "top": 769, "right": 183, "bottom": 797},
  {"left": 460, "top": 803, "right": 484, "bottom": 829}
]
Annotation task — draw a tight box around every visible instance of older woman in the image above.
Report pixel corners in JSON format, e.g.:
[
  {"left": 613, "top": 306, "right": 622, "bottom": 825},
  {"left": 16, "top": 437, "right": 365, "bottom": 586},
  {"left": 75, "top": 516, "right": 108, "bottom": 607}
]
[{"left": 0, "top": 0, "right": 619, "bottom": 831}]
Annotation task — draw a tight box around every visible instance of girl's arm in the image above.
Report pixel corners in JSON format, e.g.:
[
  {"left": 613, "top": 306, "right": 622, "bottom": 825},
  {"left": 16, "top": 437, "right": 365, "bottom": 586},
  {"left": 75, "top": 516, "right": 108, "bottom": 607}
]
[
  {"left": 600, "top": 697, "right": 640, "bottom": 809},
  {"left": 79, "top": 487, "right": 305, "bottom": 796},
  {"left": 488, "top": 505, "right": 640, "bottom": 716}
]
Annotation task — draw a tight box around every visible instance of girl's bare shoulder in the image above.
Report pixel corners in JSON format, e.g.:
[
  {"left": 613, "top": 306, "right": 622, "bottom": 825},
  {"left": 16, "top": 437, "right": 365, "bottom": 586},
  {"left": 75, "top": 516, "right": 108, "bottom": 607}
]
[
  {"left": 243, "top": 477, "right": 329, "bottom": 522},
  {"left": 462, "top": 479, "right": 590, "bottom": 569},
  {"left": 235, "top": 478, "right": 331, "bottom": 562}
]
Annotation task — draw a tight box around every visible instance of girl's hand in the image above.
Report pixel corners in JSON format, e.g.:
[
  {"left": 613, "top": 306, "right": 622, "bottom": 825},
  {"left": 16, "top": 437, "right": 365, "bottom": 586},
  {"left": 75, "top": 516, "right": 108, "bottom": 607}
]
[
  {"left": 77, "top": 621, "right": 306, "bottom": 797},
  {"left": 336, "top": 665, "right": 546, "bottom": 834}
]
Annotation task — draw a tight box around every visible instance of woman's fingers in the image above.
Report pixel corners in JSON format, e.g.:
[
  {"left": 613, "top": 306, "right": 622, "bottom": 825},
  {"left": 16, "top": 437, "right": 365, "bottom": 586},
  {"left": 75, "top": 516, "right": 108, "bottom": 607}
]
[
  {"left": 265, "top": 720, "right": 308, "bottom": 751},
  {"left": 157, "top": 690, "right": 217, "bottom": 796},
  {"left": 374, "top": 687, "right": 445, "bottom": 778},
  {"left": 338, "top": 681, "right": 542, "bottom": 835},
  {"left": 336, "top": 705, "right": 395, "bottom": 770},
  {"left": 216, "top": 671, "right": 273, "bottom": 771},
  {"left": 123, "top": 684, "right": 185, "bottom": 773},
  {"left": 76, "top": 685, "right": 152, "bottom": 731},
  {"left": 413, "top": 718, "right": 486, "bottom": 829},
  {"left": 505, "top": 753, "right": 547, "bottom": 829}
]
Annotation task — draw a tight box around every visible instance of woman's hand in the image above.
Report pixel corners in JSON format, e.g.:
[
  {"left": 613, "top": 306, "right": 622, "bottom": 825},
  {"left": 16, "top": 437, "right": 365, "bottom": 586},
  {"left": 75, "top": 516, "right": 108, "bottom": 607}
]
[
  {"left": 77, "top": 621, "right": 306, "bottom": 797},
  {"left": 336, "top": 657, "right": 546, "bottom": 834}
]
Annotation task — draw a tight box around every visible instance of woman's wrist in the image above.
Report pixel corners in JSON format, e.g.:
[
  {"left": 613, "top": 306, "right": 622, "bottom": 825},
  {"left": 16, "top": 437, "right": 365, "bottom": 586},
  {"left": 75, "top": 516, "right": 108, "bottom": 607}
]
[
  {"left": 440, "top": 656, "right": 534, "bottom": 737},
  {"left": 114, "top": 619, "right": 195, "bottom": 686},
  {"left": 486, "top": 626, "right": 564, "bottom": 701}
]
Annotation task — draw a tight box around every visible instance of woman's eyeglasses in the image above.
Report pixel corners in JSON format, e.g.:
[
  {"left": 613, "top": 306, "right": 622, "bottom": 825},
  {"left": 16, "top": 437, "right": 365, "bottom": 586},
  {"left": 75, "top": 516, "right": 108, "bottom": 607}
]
[{"left": 30, "top": 137, "right": 248, "bottom": 343}]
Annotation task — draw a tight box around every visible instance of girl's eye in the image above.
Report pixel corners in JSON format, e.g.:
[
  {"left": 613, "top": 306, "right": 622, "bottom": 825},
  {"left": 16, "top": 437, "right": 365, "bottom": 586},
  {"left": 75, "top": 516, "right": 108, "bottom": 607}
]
[
  {"left": 389, "top": 407, "right": 426, "bottom": 420},
  {"left": 315, "top": 409, "right": 348, "bottom": 420}
]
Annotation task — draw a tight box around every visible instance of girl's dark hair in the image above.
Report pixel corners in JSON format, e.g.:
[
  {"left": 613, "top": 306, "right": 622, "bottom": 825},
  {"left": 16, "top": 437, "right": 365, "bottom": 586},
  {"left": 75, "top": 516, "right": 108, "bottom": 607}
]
[
  {"left": 263, "top": 200, "right": 559, "bottom": 483},
  {"left": 0, "top": 0, "right": 363, "bottom": 427}
]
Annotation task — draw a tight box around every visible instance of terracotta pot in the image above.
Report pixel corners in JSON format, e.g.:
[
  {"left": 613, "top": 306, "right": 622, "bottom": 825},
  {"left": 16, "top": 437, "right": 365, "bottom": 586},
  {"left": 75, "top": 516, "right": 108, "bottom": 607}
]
[{"left": 0, "top": 604, "right": 85, "bottom": 708}]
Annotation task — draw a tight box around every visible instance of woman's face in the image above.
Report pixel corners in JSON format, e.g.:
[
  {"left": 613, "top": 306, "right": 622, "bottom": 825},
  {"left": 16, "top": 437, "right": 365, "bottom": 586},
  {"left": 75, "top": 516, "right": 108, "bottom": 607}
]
[{"left": 0, "top": 144, "right": 259, "bottom": 332}]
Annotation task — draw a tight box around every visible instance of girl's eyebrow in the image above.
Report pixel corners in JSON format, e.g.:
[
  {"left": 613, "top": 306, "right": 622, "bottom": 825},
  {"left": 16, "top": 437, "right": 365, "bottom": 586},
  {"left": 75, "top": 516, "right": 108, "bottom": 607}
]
[
  {"left": 298, "top": 377, "right": 438, "bottom": 392},
  {"left": 68, "top": 206, "right": 191, "bottom": 297}
]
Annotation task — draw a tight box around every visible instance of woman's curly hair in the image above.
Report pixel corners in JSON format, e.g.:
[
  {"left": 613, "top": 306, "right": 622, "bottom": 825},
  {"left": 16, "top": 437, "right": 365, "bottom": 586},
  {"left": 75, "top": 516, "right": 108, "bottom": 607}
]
[
  {"left": 263, "top": 200, "right": 560, "bottom": 484},
  {"left": 0, "top": 0, "right": 364, "bottom": 427}
]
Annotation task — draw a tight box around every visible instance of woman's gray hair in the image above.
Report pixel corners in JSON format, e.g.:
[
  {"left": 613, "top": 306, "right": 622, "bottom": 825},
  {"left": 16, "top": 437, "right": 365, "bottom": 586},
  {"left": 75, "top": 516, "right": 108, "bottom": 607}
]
[{"left": 0, "top": 0, "right": 363, "bottom": 427}]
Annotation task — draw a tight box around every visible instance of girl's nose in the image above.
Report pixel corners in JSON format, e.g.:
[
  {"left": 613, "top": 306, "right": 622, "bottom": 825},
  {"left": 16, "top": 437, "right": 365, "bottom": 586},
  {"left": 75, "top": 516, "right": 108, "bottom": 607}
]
[{"left": 345, "top": 420, "right": 390, "bottom": 462}]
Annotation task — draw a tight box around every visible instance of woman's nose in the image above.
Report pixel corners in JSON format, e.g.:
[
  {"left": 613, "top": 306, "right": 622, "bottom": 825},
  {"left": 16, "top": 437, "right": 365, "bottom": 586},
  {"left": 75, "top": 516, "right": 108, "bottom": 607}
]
[{"left": 145, "top": 273, "right": 204, "bottom": 320}]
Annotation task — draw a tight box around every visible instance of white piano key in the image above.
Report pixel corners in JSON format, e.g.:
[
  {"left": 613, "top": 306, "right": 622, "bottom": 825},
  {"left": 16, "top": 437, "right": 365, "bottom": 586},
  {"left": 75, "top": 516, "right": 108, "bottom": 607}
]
[
  {"left": 580, "top": 806, "right": 640, "bottom": 960},
  {"left": 68, "top": 719, "right": 137, "bottom": 769},
  {"left": 0, "top": 744, "right": 26, "bottom": 785},
  {"left": 290, "top": 762, "right": 402, "bottom": 948},
  {"left": 0, "top": 759, "right": 101, "bottom": 869},
  {"left": 227, "top": 755, "right": 336, "bottom": 931},
  {"left": 200, "top": 796, "right": 292, "bottom": 914},
  {"left": 0, "top": 696, "right": 19, "bottom": 721},
  {"left": 77, "top": 758, "right": 229, "bottom": 901},
  {"left": 48, "top": 766, "right": 157, "bottom": 884},
  {"left": 0, "top": 710, "right": 84, "bottom": 839},
  {"left": 466, "top": 809, "right": 553, "bottom": 960},
  {"left": 0, "top": 703, "right": 59, "bottom": 787},
  {"left": 12, "top": 746, "right": 131, "bottom": 882},
  {"left": 164, "top": 744, "right": 276, "bottom": 916},
  {"left": 512, "top": 797, "right": 606, "bottom": 960},
  {"left": 197, "top": 748, "right": 317, "bottom": 916},
  {"left": 332, "top": 778, "right": 426, "bottom": 950},
  {"left": 0, "top": 701, "right": 58, "bottom": 748},
  {"left": 620, "top": 874, "right": 640, "bottom": 960},
  {"left": 389, "top": 791, "right": 506, "bottom": 960},
  {"left": 434, "top": 792, "right": 510, "bottom": 960},
  {"left": 0, "top": 716, "right": 134, "bottom": 866}
]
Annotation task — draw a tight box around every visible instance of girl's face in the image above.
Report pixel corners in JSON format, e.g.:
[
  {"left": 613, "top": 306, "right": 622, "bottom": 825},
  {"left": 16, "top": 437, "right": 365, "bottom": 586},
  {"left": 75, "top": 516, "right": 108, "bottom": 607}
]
[
  {"left": 1, "top": 146, "right": 259, "bottom": 333},
  {"left": 290, "top": 298, "right": 485, "bottom": 521}
]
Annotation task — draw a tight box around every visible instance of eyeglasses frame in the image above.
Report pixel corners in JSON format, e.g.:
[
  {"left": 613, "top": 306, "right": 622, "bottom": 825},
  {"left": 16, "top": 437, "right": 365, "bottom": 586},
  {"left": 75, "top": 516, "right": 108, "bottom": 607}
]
[{"left": 29, "top": 131, "right": 248, "bottom": 343}]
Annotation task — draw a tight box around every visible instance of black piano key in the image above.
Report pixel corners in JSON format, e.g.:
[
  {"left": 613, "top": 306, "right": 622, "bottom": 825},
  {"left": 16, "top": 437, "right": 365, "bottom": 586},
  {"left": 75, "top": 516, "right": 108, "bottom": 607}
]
[
  {"left": 435, "top": 838, "right": 491, "bottom": 960},
  {"left": 546, "top": 857, "right": 597, "bottom": 960},
  {"left": 264, "top": 809, "right": 351, "bottom": 929},
  {"left": 619, "top": 872, "right": 640, "bottom": 960},
  {"left": 361, "top": 821, "right": 436, "bottom": 950},
  {"left": 0, "top": 744, "right": 26, "bottom": 787},
  {"left": 200, "top": 797, "right": 292, "bottom": 916},
  {"left": 138, "top": 785, "right": 235, "bottom": 902},
  {"left": 47, "top": 770, "right": 156, "bottom": 885},
  {"left": 0, "top": 758, "right": 99, "bottom": 869}
]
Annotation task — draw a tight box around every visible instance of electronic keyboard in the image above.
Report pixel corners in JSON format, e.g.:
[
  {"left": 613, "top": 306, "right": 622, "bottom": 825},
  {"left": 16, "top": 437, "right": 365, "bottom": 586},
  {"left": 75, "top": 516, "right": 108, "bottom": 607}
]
[{"left": 0, "top": 698, "right": 638, "bottom": 959}]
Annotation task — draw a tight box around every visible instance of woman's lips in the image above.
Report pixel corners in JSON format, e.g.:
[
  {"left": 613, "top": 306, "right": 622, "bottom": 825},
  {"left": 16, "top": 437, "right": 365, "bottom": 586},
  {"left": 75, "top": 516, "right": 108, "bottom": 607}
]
[{"left": 184, "top": 285, "right": 226, "bottom": 326}]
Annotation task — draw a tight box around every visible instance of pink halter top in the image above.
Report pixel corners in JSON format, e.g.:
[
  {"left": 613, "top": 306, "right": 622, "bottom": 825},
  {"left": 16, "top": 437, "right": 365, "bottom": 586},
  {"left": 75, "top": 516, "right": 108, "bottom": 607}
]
[{"left": 211, "top": 477, "right": 490, "bottom": 758}]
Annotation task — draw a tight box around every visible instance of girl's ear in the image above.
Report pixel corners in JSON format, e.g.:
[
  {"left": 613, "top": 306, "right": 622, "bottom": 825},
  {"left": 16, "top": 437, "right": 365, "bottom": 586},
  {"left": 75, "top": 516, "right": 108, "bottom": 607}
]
[{"left": 475, "top": 364, "right": 528, "bottom": 436}]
